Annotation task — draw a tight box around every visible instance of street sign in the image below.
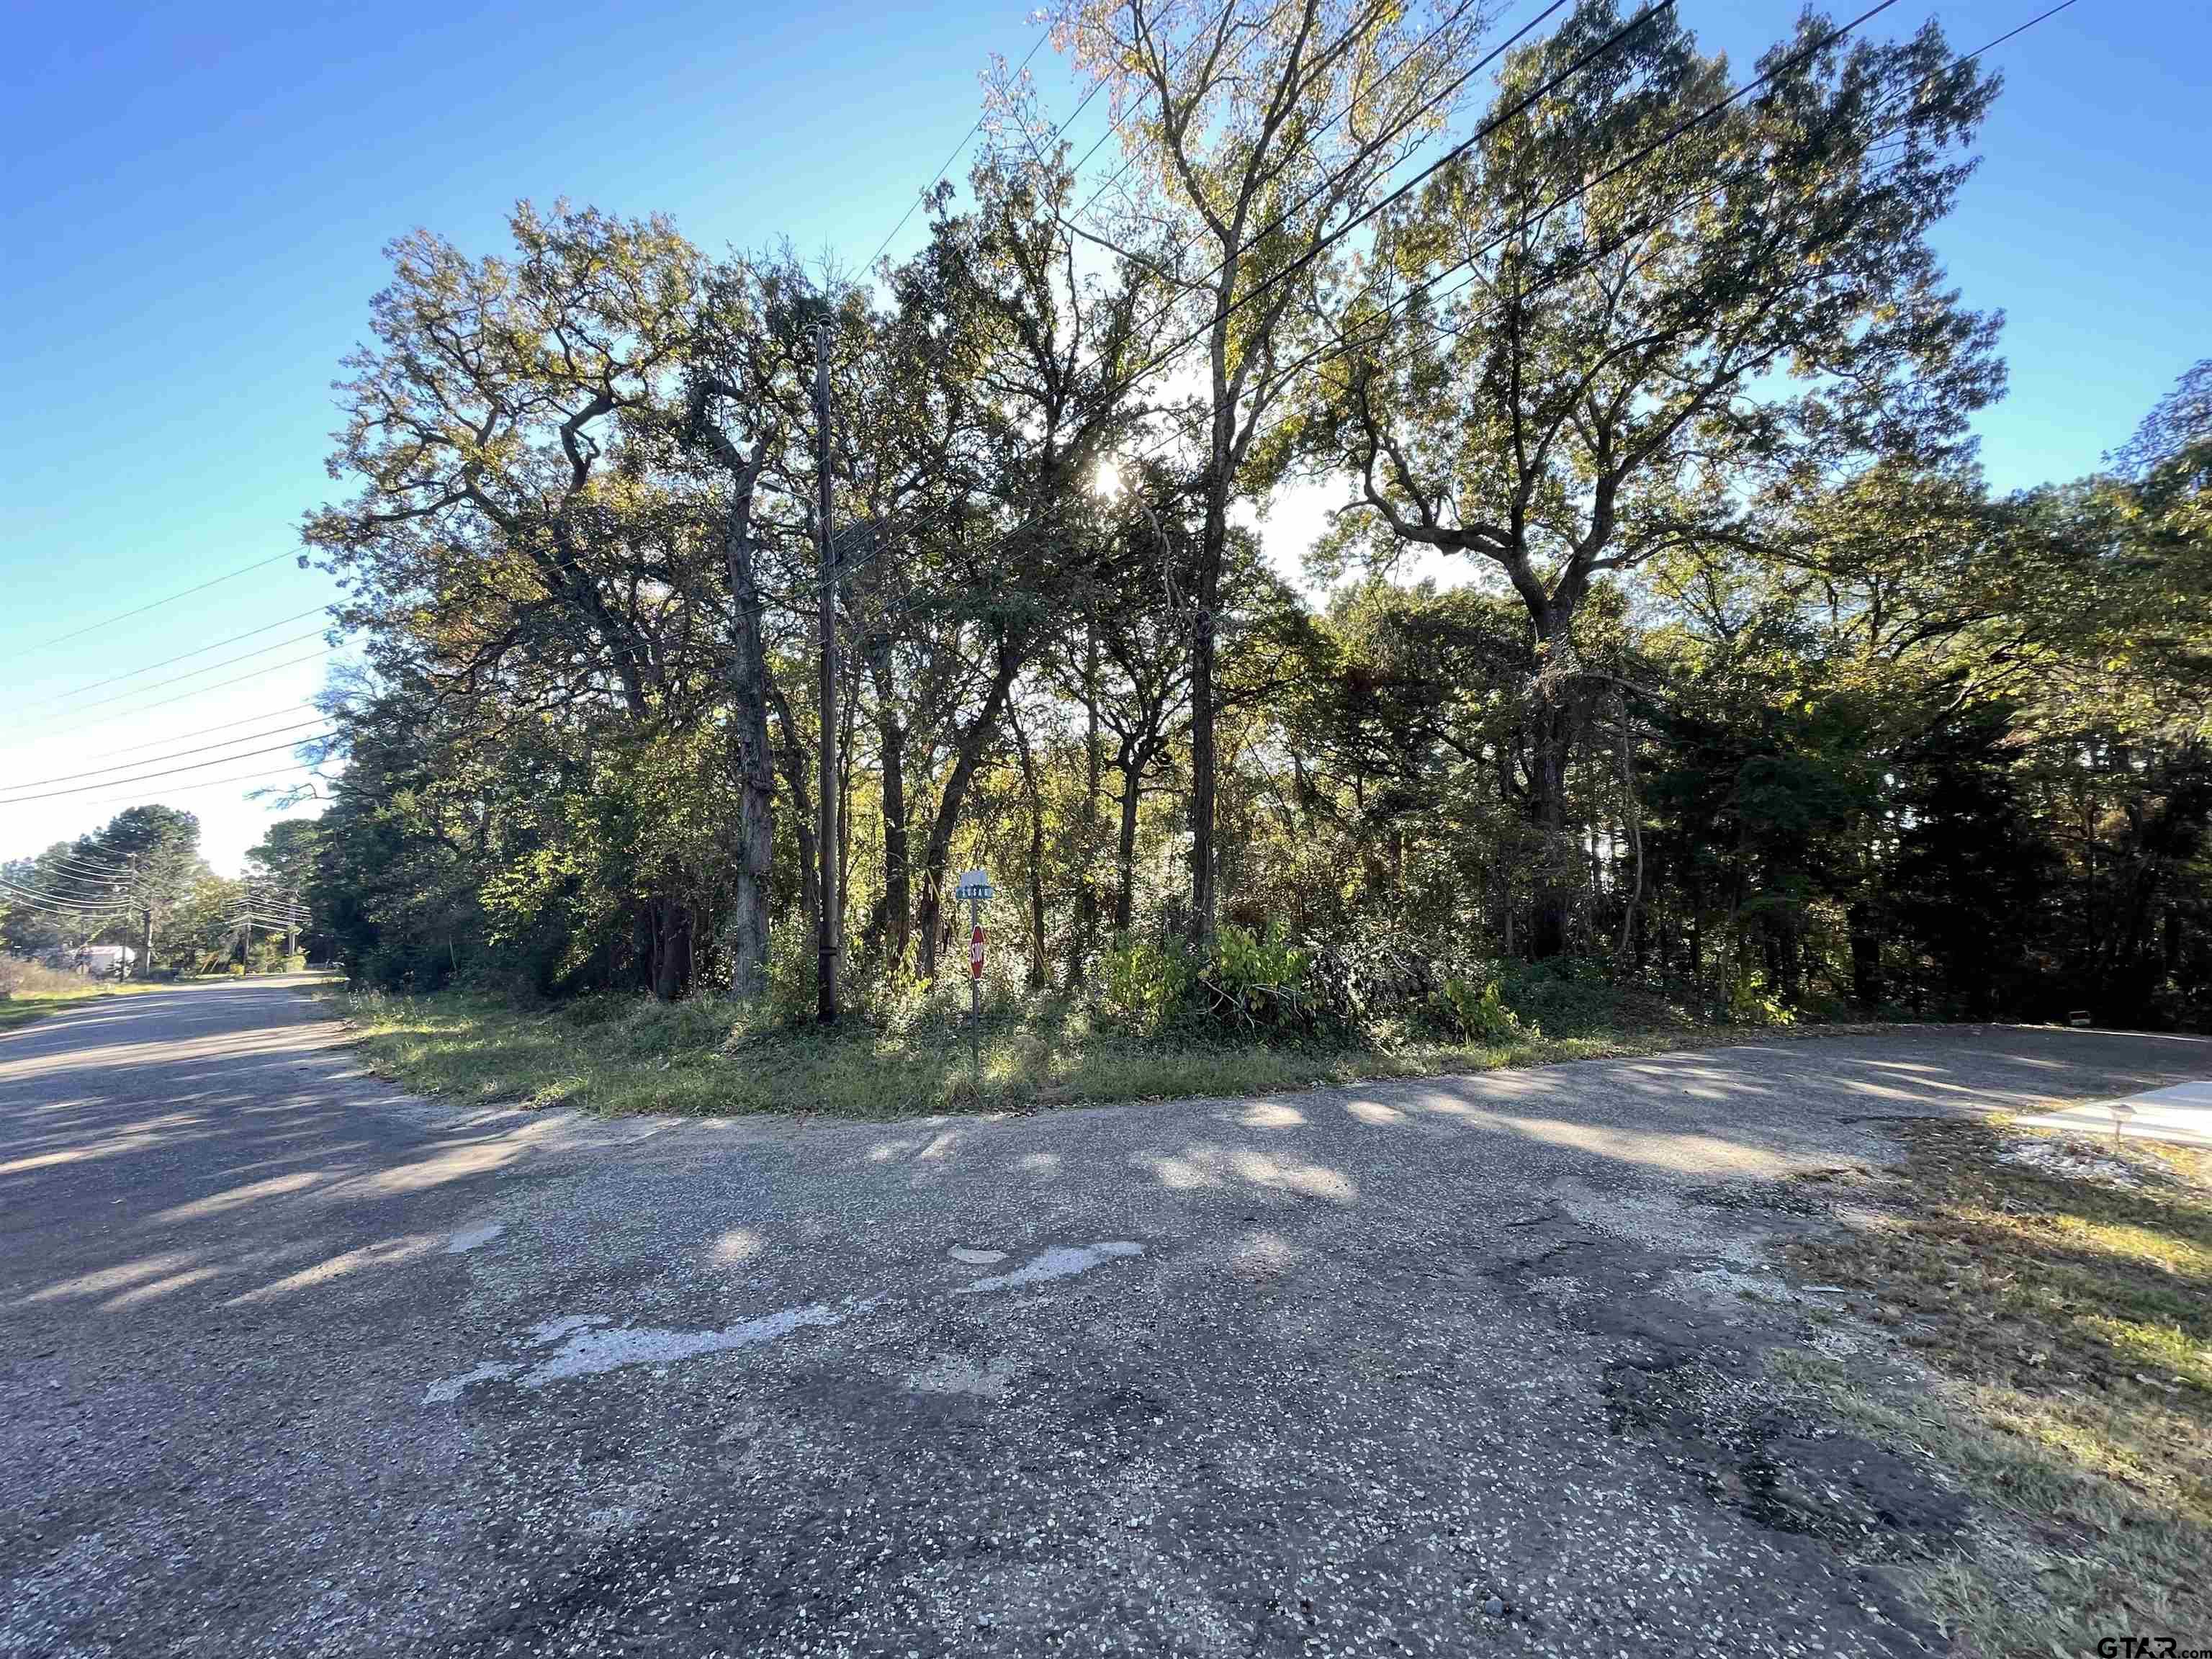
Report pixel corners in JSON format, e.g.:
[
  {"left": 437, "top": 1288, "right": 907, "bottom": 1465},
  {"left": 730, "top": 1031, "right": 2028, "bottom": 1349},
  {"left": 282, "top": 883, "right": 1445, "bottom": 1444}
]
[{"left": 956, "top": 870, "right": 992, "bottom": 1085}]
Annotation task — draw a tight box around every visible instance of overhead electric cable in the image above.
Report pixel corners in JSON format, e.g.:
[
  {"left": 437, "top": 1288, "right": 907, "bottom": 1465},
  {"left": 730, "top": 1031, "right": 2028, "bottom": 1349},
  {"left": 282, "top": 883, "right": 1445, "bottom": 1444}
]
[
  {"left": 0, "top": 721, "right": 333, "bottom": 792},
  {"left": 40, "top": 651, "right": 335, "bottom": 741},
  {"left": 30, "top": 608, "right": 332, "bottom": 706},
  {"left": 831, "top": 0, "right": 1663, "bottom": 595},
  {"left": 59, "top": 630, "right": 331, "bottom": 717},
  {"left": 1100, "top": 0, "right": 1672, "bottom": 391},
  {"left": 869, "top": 30, "right": 1053, "bottom": 266},
  {"left": 0, "top": 739, "right": 333, "bottom": 805},
  {"left": 81, "top": 704, "right": 322, "bottom": 762},
  {"left": 6, "top": 763, "right": 327, "bottom": 813},
  {"left": 18, "top": 552, "right": 300, "bottom": 653}
]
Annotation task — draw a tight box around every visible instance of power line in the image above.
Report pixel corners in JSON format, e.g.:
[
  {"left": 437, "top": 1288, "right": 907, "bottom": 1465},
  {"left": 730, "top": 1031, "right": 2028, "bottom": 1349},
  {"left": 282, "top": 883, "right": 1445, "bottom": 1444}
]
[
  {"left": 1066, "top": 0, "right": 1489, "bottom": 248},
  {"left": 0, "top": 879, "right": 138, "bottom": 917},
  {"left": 1102, "top": 0, "right": 1669, "bottom": 395},
  {"left": 30, "top": 608, "right": 332, "bottom": 707},
  {"left": 1094, "top": 0, "right": 1907, "bottom": 496},
  {"left": 14, "top": 860, "right": 134, "bottom": 896},
  {"left": 0, "top": 738, "right": 333, "bottom": 806},
  {"left": 37, "top": 849, "right": 130, "bottom": 877},
  {"left": 848, "top": 0, "right": 2010, "bottom": 632},
  {"left": 832, "top": 0, "right": 1651, "bottom": 597},
  {"left": 869, "top": 30, "right": 1052, "bottom": 266},
  {"left": 7, "top": 862, "right": 130, "bottom": 896},
  {"left": 17, "top": 552, "right": 300, "bottom": 654},
  {"left": 0, "top": 720, "right": 333, "bottom": 793},
  {"left": 80, "top": 703, "right": 320, "bottom": 763},
  {"left": 3, "top": 763, "right": 326, "bottom": 814},
  {"left": 57, "top": 629, "right": 331, "bottom": 718},
  {"left": 39, "top": 651, "right": 334, "bottom": 742},
  {"left": 1057, "top": 0, "right": 1254, "bottom": 225}
]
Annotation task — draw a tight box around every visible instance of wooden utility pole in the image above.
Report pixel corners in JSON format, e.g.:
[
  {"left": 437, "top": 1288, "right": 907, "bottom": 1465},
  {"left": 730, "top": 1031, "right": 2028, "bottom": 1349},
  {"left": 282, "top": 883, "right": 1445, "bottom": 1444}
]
[{"left": 813, "top": 320, "right": 839, "bottom": 1023}]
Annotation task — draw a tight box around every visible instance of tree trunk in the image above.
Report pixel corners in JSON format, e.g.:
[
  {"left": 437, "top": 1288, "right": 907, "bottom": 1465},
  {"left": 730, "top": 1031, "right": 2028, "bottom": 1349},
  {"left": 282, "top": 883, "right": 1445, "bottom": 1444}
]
[
  {"left": 768, "top": 678, "right": 819, "bottom": 943},
  {"left": 1009, "top": 704, "right": 1049, "bottom": 992},
  {"left": 1847, "top": 901, "right": 1884, "bottom": 1007},
  {"left": 711, "top": 432, "right": 776, "bottom": 1000},
  {"left": 1188, "top": 485, "right": 1225, "bottom": 947},
  {"left": 871, "top": 637, "right": 910, "bottom": 972},
  {"left": 912, "top": 640, "right": 1024, "bottom": 980},
  {"left": 724, "top": 634, "right": 775, "bottom": 1002},
  {"left": 1075, "top": 617, "right": 1101, "bottom": 984},
  {"left": 652, "top": 899, "right": 692, "bottom": 1002},
  {"left": 1528, "top": 703, "right": 1572, "bottom": 958}
]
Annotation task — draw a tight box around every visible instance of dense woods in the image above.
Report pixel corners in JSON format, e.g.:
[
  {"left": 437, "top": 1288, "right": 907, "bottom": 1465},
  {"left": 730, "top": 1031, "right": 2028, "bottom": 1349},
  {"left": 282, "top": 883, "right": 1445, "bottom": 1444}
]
[{"left": 285, "top": 1, "right": 2206, "bottom": 1033}]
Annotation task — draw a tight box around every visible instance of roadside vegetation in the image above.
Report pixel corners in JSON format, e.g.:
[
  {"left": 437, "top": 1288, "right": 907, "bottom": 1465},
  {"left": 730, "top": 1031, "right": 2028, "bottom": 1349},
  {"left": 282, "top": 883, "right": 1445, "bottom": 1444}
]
[
  {"left": 328, "top": 946, "right": 1825, "bottom": 1118},
  {"left": 284, "top": 0, "right": 2203, "bottom": 1043},
  {"left": 0, "top": 958, "right": 149, "bottom": 1032},
  {"left": 1781, "top": 1120, "right": 2212, "bottom": 1655}
]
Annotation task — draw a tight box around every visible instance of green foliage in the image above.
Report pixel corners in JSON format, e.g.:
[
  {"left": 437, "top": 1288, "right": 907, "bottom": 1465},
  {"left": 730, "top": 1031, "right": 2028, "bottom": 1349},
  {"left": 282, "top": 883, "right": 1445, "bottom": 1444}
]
[
  {"left": 1434, "top": 975, "right": 1527, "bottom": 1045},
  {"left": 1726, "top": 981, "right": 1797, "bottom": 1028},
  {"left": 1196, "top": 923, "right": 1313, "bottom": 1031},
  {"left": 1099, "top": 931, "right": 1197, "bottom": 1035},
  {"left": 274, "top": 17, "right": 2206, "bottom": 1044}
]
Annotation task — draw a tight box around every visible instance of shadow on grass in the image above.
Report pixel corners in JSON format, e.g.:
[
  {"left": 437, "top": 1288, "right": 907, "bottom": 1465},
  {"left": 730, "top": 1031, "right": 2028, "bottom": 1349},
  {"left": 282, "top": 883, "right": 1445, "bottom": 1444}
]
[{"left": 1784, "top": 1118, "right": 2212, "bottom": 1653}]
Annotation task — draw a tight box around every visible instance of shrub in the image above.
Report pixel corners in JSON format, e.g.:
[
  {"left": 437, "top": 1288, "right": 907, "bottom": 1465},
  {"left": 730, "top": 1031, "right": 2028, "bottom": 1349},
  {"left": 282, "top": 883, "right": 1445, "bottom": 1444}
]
[
  {"left": 1727, "top": 979, "right": 1797, "bottom": 1027},
  {"left": 1100, "top": 932, "right": 1197, "bottom": 1034},
  {"left": 1434, "top": 974, "right": 1527, "bottom": 1043},
  {"left": 1494, "top": 956, "right": 1622, "bottom": 1035},
  {"left": 1195, "top": 922, "right": 1313, "bottom": 1030}
]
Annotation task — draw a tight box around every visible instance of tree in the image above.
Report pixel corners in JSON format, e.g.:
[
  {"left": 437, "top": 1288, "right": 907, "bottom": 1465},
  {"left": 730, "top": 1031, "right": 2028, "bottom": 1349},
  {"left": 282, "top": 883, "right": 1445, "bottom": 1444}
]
[
  {"left": 1313, "top": 1, "right": 2002, "bottom": 953},
  {"left": 83, "top": 806, "right": 206, "bottom": 974},
  {"left": 1054, "top": 0, "right": 1486, "bottom": 944},
  {"left": 246, "top": 819, "right": 325, "bottom": 955}
]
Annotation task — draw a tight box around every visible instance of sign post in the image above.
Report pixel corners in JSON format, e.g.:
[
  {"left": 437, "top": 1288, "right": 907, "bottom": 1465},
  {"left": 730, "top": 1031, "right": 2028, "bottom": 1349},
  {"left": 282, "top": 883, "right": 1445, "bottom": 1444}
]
[{"left": 954, "top": 869, "right": 993, "bottom": 1089}]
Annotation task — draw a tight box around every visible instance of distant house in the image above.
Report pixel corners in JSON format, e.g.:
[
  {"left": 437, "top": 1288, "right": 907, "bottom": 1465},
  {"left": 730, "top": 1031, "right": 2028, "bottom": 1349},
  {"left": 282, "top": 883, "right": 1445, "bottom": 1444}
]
[{"left": 77, "top": 945, "right": 137, "bottom": 979}]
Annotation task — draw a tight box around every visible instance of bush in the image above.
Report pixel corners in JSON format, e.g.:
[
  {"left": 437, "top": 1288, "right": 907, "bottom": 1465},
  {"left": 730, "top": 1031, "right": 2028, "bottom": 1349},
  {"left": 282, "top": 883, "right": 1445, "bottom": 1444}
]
[
  {"left": 1100, "top": 932, "right": 1197, "bottom": 1034},
  {"left": 1494, "top": 956, "right": 1624, "bottom": 1035},
  {"left": 1727, "top": 979, "right": 1797, "bottom": 1027},
  {"left": 1195, "top": 923, "right": 1313, "bottom": 1030},
  {"left": 1434, "top": 974, "right": 1528, "bottom": 1043}
]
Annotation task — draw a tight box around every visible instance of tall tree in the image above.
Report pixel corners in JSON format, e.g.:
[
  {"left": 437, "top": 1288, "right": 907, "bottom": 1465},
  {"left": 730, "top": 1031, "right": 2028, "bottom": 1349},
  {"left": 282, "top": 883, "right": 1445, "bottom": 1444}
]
[
  {"left": 1313, "top": 1, "right": 2002, "bottom": 953},
  {"left": 1055, "top": 0, "right": 1485, "bottom": 943}
]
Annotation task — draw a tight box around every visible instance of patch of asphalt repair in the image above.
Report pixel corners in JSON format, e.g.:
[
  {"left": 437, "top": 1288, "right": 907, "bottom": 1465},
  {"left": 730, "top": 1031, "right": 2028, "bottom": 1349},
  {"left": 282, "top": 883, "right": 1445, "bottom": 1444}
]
[{"left": 3, "top": 979, "right": 2208, "bottom": 1656}]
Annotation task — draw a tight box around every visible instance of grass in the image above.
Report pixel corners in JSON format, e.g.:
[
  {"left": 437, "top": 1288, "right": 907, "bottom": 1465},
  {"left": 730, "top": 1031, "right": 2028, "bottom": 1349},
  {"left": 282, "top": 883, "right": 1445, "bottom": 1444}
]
[
  {"left": 323, "top": 982, "right": 1815, "bottom": 1120},
  {"left": 0, "top": 963, "right": 151, "bottom": 1031},
  {"left": 1782, "top": 1118, "right": 2212, "bottom": 1655}
]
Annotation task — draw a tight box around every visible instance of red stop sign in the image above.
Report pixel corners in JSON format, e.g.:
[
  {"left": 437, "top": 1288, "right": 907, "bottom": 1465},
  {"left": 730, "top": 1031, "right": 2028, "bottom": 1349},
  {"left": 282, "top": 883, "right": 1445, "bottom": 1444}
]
[{"left": 969, "top": 925, "right": 986, "bottom": 979}]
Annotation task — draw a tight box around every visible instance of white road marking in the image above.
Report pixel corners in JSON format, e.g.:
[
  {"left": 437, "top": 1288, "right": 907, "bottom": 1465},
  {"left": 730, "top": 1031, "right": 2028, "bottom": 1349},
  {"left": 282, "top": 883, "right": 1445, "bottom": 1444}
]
[{"left": 446, "top": 1223, "right": 505, "bottom": 1254}]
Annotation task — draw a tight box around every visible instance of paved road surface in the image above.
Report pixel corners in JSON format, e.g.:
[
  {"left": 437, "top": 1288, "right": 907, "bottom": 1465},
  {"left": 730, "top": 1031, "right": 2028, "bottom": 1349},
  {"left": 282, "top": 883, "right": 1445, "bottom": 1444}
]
[{"left": 4, "top": 979, "right": 2206, "bottom": 1657}]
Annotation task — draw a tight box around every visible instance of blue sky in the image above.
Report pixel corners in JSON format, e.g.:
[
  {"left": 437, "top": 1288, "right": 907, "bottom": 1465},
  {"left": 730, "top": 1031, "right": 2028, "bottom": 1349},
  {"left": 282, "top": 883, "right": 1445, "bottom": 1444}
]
[{"left": 2, "top": 0, "right": 2206, "bottom": 871}]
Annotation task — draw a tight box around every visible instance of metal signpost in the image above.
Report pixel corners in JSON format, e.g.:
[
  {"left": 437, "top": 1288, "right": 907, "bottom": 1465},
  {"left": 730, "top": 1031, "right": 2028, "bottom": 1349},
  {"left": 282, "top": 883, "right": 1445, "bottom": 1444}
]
[{"left": 954, "top": 868, "right": 993, "bottom": 1086}]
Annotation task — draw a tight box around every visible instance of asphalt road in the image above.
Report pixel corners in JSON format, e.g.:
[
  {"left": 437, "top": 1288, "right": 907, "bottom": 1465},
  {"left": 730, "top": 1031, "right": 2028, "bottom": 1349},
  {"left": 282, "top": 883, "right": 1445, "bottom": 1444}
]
[{"left": 4, "top": 980, "right": 2206, "bottom": 1658}]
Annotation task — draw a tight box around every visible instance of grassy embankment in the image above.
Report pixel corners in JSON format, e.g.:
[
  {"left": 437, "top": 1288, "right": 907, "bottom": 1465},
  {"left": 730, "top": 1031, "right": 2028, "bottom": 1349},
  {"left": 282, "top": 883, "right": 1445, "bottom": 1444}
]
[
  {"left": 0, "top": 961, "right": 151, "bottom": 1032},
  {"left": 1780, "top": 1119, "right": 2212, "bottom": 1655},
  {"left": 327, "top": 979, "right": 1804, "bottom": 1120}
]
